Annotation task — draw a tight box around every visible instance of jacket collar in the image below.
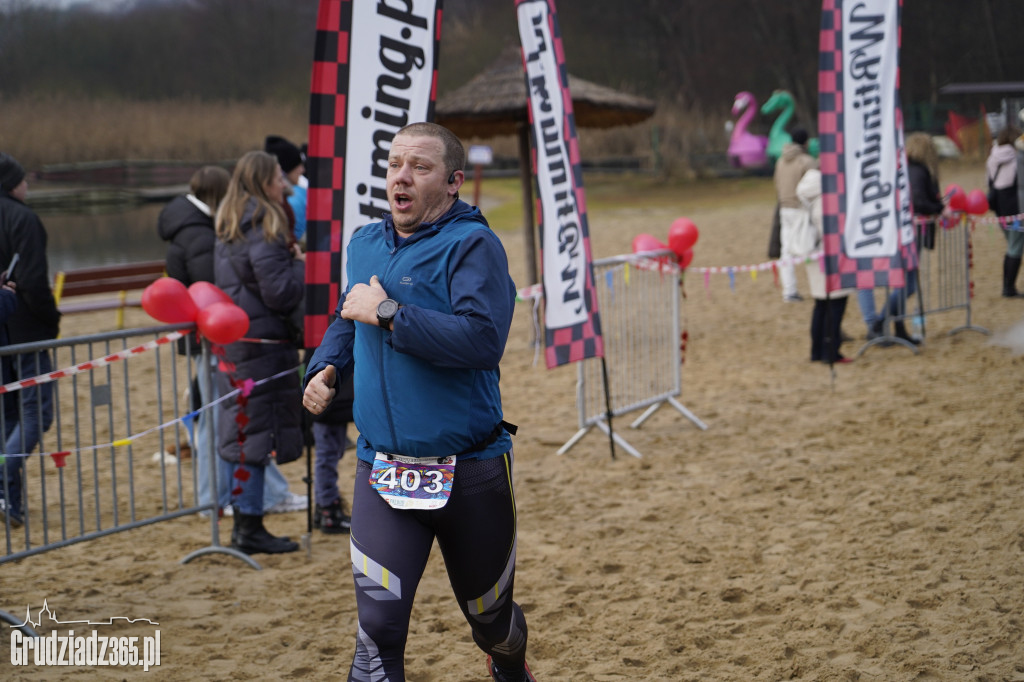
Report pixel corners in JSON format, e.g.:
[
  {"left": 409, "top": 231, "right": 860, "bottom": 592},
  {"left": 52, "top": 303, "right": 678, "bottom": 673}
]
[
  {"left": 186, "top": 194, "right": 213, "bottom": 216},
  {"left": 381, "top": 200, "right": 484, "bottom": 247},
  {"left": 0, "top": 190, "right": 24, "bottom": 205}
]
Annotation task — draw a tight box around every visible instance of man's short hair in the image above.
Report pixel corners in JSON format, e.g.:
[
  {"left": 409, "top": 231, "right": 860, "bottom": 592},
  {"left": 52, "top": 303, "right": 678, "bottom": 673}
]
[
  {"left": 791, "top": 128, "right": 809, "bottom": 146},
  {"left": 395, "top": 122, "right": 466, "bottom": 177}
]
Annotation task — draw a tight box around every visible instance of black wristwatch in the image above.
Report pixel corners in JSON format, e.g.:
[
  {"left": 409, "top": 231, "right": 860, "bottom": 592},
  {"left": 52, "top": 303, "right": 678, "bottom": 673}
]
[{"left": 376, "top": 298, "right": 399, "bottom": 331}]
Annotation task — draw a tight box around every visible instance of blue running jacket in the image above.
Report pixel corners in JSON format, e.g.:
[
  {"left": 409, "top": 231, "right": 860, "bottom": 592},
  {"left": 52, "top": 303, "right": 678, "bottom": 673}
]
[{"left": 304, "top": 200, "right": 515, "bottom": 463}]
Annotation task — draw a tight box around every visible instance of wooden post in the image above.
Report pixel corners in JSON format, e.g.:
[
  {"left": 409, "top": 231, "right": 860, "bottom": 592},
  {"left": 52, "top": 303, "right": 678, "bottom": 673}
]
[{"left": 517, "top": 122, "right": 537, "bottom": 287}]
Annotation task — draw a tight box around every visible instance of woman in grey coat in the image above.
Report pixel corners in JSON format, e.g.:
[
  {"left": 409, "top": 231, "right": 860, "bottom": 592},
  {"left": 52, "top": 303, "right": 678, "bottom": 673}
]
[{"left": 214, "top": 151, "right": 304, "bottom": 554}]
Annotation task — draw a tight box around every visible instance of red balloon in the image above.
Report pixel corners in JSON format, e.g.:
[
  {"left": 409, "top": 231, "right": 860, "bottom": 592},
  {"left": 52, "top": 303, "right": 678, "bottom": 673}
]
[
  {"left": 632, "top": 233, "right": 668, "bottom": 254},
  {"left": 965, "top": 189, "right": 989, "bottom": 216},
  {"left": 667, "top": 217, "right": 700, "bottom": 257},
  {"left": 678, "top": 249, "right": 695, "bottom": 269},
  {"left": 945, "top": 184, "right": 967, "bottom": 211},
  {"left": 141, "top": 277, "right": 198, "bottom": 323},
  {"left": 197, "top": 302, "right": 249, "bottom": 345},
  {"left": 188, "top": 281, "right": 232, "bottom": 310}
]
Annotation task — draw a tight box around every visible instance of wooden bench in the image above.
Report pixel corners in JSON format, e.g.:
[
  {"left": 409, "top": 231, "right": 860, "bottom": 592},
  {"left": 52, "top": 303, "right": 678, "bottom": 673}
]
[{"left": 53, "top": 260, "right": 167, "bottom": 329}]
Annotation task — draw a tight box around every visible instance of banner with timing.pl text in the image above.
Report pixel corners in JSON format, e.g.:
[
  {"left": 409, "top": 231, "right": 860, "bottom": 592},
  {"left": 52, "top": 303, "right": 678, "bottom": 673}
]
[
  {"left": 303, "top": 0, "right": 442, "bottom": 348},
  {"left": 818, "top": 0, "right": 912, "bottom": 292},
  {"left": 516, "top": 0, "right": 604, "bottom": 368}
]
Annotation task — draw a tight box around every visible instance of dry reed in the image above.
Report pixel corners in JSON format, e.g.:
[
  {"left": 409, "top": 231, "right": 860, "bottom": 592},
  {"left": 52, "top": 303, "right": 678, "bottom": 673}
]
[
  {"left": 0, "top": 95, "right": 308, "bottom": 171},
  {"left": 1, "top": 94, "right": 724, "bottom": 177}
]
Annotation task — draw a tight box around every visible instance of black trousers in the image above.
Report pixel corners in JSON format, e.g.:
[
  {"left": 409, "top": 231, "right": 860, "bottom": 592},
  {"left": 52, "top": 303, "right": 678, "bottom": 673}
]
[
  {"left": 347, "top": 452, "right": 527, "bottom": 681},
  {"left": 811, "top": 296, "right": 848, "bottom": 362}
]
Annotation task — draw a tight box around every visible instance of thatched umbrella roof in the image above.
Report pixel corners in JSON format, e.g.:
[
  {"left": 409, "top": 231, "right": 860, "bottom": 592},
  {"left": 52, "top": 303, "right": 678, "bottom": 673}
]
[
  {"left": 436, "top": 48, "right": 656, "bottom": 287},
  {"left": 436, "top": 47, "right": 656, "bottom": 138}
]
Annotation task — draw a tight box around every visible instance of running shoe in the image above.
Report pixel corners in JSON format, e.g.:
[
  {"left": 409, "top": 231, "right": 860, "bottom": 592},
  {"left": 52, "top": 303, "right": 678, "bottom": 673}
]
[
  {"left": 486, "top": 655, "right": 537, "bottom": 682},
  {"left": 313, "top": 498, "right": 351, "bottom": 534},
  {"left": 266, "top": 491, "right": 308, "bottom": 514}
]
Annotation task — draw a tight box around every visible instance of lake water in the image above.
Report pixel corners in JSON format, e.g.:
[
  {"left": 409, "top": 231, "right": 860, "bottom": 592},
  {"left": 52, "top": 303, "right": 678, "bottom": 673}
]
[{"left": 38, "top": 202, "right": 170, "bottom": 275}]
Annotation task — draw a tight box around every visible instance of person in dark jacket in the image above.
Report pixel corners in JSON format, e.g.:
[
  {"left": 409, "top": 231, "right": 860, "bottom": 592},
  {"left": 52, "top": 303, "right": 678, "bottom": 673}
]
[
  {"left": 907, "top": 133, "right": 946, "bottom": 252},
  {"left": 0, "top": 152, "right": 60, "bottom": 528},
  {"left": 0, "top": 273, "right": 19, "bottom": 527},
  {"left": 885, "top": 132, "right": 946, "bottom": 344},
  {"left": 986, "top": 125, "right": 1023, "bottom": 297},
  {"left": 158, "top": 166, "right": 229, "bottom": 289},
  {"left": 0, "top": 279, "right": 16, "bottom": 345},
  {"left": 310, "top": 355, "right": 353, "bottom": 534},
  {"left": 854, "top": 135, "right": 946, "bottom": 343},
  {"left": 262, "top": 138, "right": 350, "bottom": 533},
  {"left": 158, "top": 165, "right": 303, "bottom": 518},
  {"left": 214, "top": 151, "right": 305, "bottom": 555},
  {"left": 303, "top": 123, "right": 532, "bottom": 682}
]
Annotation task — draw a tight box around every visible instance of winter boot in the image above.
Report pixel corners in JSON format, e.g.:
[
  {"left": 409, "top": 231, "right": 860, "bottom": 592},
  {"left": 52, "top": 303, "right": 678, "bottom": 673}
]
[
  {"left": 866, "top": 318, "right": 884, "bottom": 341},
  {"left": 1002, "top": 255, "right": 1022, "bottom": 297},
  {"left": 893, "top": 321, "right": 920, "bottom": 345},
  {"left": 231, "top": 509, "right": 298, "bottom": 554}
]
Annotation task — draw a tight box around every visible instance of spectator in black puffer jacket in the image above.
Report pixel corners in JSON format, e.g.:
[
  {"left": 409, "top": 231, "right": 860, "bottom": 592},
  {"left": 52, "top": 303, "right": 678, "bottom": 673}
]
[
  {"left": 214, "top": 150, "right": 306, "bottom": 555},
  {"left": 157, "top": 166, "right": 230, "bottom": 290},
  {"left": 157, "top": 165, "right": 305, "bottom": 520}
]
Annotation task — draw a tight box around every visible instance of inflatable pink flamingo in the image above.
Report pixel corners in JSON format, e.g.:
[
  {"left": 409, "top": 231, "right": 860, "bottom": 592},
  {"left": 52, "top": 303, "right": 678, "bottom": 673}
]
[{"left": 727, "top": 91, "right": 769, "bottom": 169}]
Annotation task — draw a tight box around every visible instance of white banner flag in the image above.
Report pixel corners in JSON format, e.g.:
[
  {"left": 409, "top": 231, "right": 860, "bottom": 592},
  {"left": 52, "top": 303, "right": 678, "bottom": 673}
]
[
  {"left": 839, "top": 0, "right": 901, "bottom": 260},
  {"left": 516, "top": 0, "right": 604, "bottom": 368}
]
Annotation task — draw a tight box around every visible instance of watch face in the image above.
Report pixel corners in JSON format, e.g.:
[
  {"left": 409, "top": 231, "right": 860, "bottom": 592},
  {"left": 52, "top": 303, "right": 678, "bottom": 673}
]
[{"left": 378, "top": 298, "right": 399, "bottom": 318}]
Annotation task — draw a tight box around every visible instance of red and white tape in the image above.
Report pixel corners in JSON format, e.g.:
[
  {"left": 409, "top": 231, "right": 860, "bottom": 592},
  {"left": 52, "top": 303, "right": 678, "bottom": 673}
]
[{"left": 0, "top": 331, "right": 184, "bottom": 395}]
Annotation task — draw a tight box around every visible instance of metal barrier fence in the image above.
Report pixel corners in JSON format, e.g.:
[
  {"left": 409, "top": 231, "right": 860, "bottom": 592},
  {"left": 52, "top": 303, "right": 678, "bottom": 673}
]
[
  {"left": 558, "top": 250, "right": 707, "bottom": 458},
  {"left": 863, "top": 215, "right": 988, "bottom": 355},
  {"left": 0, "top": 324, "right": 258, "bottom": 571}
]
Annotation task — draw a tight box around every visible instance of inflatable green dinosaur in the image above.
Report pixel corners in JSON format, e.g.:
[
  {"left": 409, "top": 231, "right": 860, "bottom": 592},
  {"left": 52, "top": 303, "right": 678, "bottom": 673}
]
[{"left": 761, "top": 90, "right": 819, "bottom": 160}]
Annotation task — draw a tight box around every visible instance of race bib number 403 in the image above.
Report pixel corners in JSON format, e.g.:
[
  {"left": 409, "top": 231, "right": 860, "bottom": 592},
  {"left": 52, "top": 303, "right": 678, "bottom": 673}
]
[{"left": 370, "top": 453, "right": 456, "bottom": 510}]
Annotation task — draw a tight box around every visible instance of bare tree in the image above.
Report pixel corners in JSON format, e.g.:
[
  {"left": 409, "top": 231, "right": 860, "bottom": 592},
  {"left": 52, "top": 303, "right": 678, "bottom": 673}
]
[{"left": 1, "top": 0, "right": 1021, "bottom": 119}]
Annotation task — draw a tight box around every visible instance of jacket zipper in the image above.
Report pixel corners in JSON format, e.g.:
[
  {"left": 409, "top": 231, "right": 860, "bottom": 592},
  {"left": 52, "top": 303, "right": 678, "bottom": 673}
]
[{"left": 380, "top": 240, "right": 399, "bottom": 451}]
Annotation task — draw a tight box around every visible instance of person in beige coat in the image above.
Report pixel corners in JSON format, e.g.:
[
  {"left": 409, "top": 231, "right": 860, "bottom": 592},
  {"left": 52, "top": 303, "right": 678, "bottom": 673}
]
[
  {"left": 773, "top": 128, "right": 818, "bottom": 301},
  {"left": 797, "top": 168, "right": 854, "bottom": 363}
]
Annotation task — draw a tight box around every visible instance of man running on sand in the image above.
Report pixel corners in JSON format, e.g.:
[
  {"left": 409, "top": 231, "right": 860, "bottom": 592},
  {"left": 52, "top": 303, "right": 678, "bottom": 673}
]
[{"left": 303, "top": 122, "right": 535, "bottom": 682}]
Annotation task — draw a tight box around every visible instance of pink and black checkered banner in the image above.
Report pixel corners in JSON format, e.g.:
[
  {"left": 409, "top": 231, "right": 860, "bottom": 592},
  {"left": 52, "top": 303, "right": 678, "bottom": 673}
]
[
  {"left": 303, "top": 0, "right": 443, "bottom": 348},
  {"left": 818, "top": 0, "right": 913, "bottom": 292},
  {"left": 516, "top": 0, "right": 604, "bottom": 369}
]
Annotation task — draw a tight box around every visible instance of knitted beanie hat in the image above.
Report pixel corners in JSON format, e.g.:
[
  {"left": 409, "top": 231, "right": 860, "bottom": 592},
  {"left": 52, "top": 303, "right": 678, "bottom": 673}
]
[
  {"left": 0, "top": 152, "right": 26, "bottom": 193},
  {"left": 264, "top": 136, "right": 304, "bottom": 174}
]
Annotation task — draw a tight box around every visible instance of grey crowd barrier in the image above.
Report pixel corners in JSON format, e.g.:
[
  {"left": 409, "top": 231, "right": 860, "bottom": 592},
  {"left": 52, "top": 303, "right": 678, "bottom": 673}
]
[
  {"left": 0, "top": 324, "right": 259, "bottom": 570},
  {"left": 861, "top": 215, "right": 988, "bottom": 356},
  {"left": 558, "top": 249, "right": 707, "bottom": 458}
]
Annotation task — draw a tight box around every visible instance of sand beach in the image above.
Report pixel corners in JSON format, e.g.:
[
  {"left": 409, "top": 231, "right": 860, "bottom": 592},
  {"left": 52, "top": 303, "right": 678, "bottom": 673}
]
[{"left": 2, "top": 160, "right": 1023, "bottom": 681}]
